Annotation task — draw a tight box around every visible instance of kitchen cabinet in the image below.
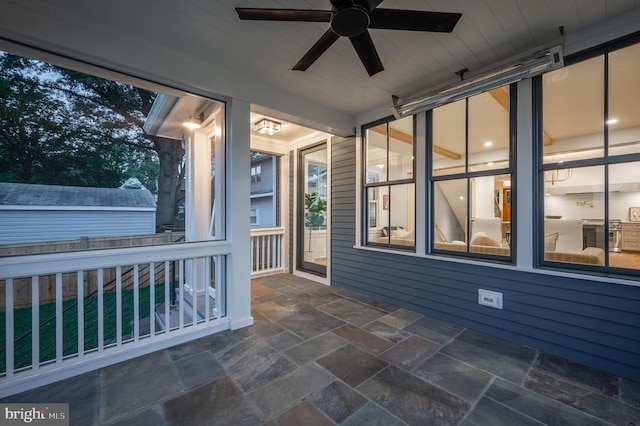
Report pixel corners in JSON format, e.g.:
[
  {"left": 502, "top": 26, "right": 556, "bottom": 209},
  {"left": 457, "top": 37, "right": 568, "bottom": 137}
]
[{"left": 621, "top": 222, "right": 640, "bottom": 252}]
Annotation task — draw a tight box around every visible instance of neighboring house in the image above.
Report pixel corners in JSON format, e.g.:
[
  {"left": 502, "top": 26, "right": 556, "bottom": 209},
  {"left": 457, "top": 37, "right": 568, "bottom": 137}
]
[
  {"left": 250, "top": 152, "right": 277, "bottom": 228},
  {"left": 0, "top": 182, "right": 156, "bottom": 244}
]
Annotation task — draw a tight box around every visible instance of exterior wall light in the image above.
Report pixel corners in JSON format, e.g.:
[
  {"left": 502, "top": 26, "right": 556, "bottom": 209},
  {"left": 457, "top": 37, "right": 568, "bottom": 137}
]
[{"left": 183, "top": 112, "right": 204, "bottom": 130}]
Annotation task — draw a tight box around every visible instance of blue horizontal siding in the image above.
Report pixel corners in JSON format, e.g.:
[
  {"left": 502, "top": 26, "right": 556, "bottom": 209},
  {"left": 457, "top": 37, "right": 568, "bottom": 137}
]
[{"left": 330, "top": 136, "right": 640, "bottom": 381}]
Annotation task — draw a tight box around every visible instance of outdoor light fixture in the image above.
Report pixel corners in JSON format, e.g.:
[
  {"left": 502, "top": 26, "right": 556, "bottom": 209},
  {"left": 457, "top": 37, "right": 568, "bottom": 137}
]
[
  {"left": 183, "top": 112, "right": 204, "bottom": 130},
  {"left": 392, "top": 45, "right": 564, "bottom": 117},
  {"left": 254, "top": 118, "right": 281, "bottom": 135}
]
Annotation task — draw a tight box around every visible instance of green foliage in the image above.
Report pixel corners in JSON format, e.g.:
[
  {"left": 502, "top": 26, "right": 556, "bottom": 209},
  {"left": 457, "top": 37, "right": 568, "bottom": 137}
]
[
  {"left": 0, "top": 283, "right": 169, "bottom": 372},
  {"left": 0, "top": 51, "right": 159, "bottom": 190},
  {"left": 304, "top": 192, "right": 327, "bottom": 227}
]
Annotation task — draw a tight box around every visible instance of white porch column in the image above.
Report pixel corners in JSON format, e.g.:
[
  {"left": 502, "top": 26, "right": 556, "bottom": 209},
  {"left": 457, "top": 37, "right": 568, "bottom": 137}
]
[
  {"left": 184, "top": 129, "right": 212, "bottom": 295},
  {"left": 227, "top": 99, "right": 253, "bottom": 329},
  {"left": 185, "top": 130, "right": 212, "bottom": 242}
]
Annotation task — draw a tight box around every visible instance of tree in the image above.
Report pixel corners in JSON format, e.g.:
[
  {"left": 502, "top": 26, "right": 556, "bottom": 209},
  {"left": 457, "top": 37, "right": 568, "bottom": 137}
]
[
  {"left": 304, "top": 192, "right": 327, "bottom": 252},
  {"left": 0, "top": 52, "right": 184, "bottom": 229},
  {"left": 55, "top": 66, "right": 185, "bottom": 228}
]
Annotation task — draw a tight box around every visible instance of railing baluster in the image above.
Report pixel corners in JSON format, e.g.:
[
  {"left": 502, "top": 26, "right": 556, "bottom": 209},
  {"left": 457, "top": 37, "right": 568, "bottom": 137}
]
[
  {"left": 204, "top": 257, "right": 211, "bottom": 322},
  {"left": 267, "top": 236, "right": 272, "bottom": 270},
  {"left": 77, "top": 271, "right": 84, "bottom": 358},
  {"left": 116, "top": 266, "right": 122, "bottom": 346},
  {"left": 55, "top": 273, "right": 63, "bottom": 364},
  {"left": 149, "top": 262, "right": 155, "bottom": 336},
  {"left": 98, "top": 269, "right": 104, "bottom": 352},
  {"left": 215, "top": 255, "right": 222, "bottom": 319},
  {"left": 262, "top": 236, "right": 267, "bottom": 271},
  {"left": 250, "top": 236, "right": 255, "bottom": 272},
  {"left": 31, "top": 276, "right": 39, "bottom": 371},
  {"left": 193, "top": 259, "right": 198, "bottom": 325},
  {"left": 133, "top": 264, "right": 139, "bottom": 341},
  {"left": 6, "top": 279, "right": 14, "bottom": 377},
  {"left": 179, "top": 260, "right": 184, "bottom": 329},
  {"left": 164, "top": 261, "right": 170, "bottom": 334}
]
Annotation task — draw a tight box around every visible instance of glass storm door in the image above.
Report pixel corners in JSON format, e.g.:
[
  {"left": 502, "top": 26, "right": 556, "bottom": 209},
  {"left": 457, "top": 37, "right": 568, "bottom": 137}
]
[{"left": 298, "top": 144, "right": 327, "bottom": 276}]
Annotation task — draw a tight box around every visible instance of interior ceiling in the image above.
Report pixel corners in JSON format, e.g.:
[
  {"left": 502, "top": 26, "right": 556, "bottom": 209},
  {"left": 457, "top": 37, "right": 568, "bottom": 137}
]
[{"left": 2, "top": 1, "right": 640, "bottom": 143}]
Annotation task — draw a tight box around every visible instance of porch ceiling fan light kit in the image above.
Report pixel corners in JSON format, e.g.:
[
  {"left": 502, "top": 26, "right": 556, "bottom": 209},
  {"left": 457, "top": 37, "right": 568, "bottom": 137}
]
[{"left": 236, "top": 0, "right": 462, "bottom": 77}]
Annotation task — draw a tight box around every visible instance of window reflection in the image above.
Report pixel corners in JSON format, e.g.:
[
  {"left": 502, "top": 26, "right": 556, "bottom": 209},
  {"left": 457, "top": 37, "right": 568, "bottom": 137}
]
[
  {"left": 542, "top": 56, "right": 604, "bottom": 164},
  {"left": 541, "top": 40, "right": 640, "bottom": 273},
  {"left": 431, "top": 86, "right": 511, "bottom": 258},
  {"left": 609, "top": 43, "right": 640, "bottom": 157},
  {"left": 543, "top": 165, "right": 605, "bottom": 266},
  {"left": 364, "top": 116, "right": 415, "bottom": 248}
]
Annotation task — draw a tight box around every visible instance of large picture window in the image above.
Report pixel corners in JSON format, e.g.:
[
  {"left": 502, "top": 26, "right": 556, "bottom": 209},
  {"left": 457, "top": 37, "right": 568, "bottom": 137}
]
[
  {"left": 540, "top": 40, "right": 640, "bottom": 272},
  {"left": 0, "top": 50, "right": 225, "bottom": 255},
  {"left": 363, "top": 116, "right": 415, "bottom": 249},
  {"left": 431, "top": 86, "right": 513, "bottom": 258}
]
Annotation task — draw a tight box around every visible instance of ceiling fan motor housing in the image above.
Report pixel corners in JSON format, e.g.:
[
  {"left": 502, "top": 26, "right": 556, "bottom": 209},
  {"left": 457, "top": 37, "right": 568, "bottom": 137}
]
[{"left": 331, "top": 4, "right": 370, "bottom": 37}]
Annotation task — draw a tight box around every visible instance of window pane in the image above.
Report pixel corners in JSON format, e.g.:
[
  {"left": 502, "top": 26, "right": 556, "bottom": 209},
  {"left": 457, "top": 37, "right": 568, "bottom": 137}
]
[
  {"left": 608, "top": 43, "right": 640, "bottom": 157},
  {"left": 432, "top": 99, "right": 466, "bottom": 176},
  {"left": 388, "top": 116, "right": 414, "bottom": 181},
  {"left": 433, "top": 179, "right": 468, "bottom": 251},
  {"left": 468, "top": 175, "right": 510, "bottom": 256},
  {"left": 388, "top": 184, "right": 415, "bottom": 247},
  {"left": 366, "top": 124, "right": 388, "bottom": 182},
  {"left": 468, "top": 88, "right": 510, "bottom": 172},
  {"left": 543, "top": 56, "right": 605, "bottom": 164},
  {"left": 543, "top": 165, "right": 604, "bottom": 265},
  {"left": 376, "top": 185, "right": 390, "bottom": 244},
  {"left": 367, "top": 187, "right": 380, "bottom": 234},
  {"left": 0, "top": 50, "right": 224, "bottom": 254},
  {"left": 609, "top": 162, "right": 640, "bottom": 270}
]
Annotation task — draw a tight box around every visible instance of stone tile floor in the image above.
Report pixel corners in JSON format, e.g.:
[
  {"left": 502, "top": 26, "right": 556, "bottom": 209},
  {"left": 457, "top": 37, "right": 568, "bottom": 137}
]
[{"left": 4, "top": 274, "right": 640, "bottom": 425}]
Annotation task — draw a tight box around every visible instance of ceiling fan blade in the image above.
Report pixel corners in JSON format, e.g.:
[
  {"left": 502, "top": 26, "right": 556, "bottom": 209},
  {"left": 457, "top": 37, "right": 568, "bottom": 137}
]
[
  {"left": 354, "top": 0, "right": 384, "bottom": 11},
  {"left": 235, "top": 8, "right": 331, "bottom": 23},
  {"left": 349, "top": 31, "right": 384, "bottom": 76},
  {"left": 369, "top": 9, "right": 462, "bottom": 32},
  {"left": 293, "top": 29, "right": 340, "bottom": 71}
]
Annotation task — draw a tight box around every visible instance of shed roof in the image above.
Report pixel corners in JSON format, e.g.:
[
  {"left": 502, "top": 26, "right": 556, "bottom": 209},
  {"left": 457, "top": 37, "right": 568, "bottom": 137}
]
[{"left": 0, "top": 182, "right": 156, "bottom": 208}]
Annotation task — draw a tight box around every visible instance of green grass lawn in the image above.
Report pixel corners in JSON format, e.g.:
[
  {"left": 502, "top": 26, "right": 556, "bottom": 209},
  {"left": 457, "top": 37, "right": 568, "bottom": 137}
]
[{"left": 1, "top": 283, "right": 169, "bottom": 373}]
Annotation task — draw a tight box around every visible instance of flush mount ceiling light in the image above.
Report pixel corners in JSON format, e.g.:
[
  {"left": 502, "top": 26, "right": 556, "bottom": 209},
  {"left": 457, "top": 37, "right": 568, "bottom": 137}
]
[
  {"left": 392, "top": 44, "right": 564, "bottom": 117},
  {"left": 254, "top": 118, "right": 282, "bottom": 135},
  {"left": 183, "top": 112, "right": 204, "bottom": 130}
]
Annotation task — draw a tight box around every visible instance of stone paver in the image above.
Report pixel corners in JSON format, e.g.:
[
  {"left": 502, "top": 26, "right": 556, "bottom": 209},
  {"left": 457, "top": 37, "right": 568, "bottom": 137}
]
[{"left": 3, "top": 274, "right": 639, "bottom": 426}]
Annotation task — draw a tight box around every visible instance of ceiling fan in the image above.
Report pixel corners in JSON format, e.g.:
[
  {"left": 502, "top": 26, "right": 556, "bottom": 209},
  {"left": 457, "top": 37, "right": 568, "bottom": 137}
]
[{"left": 236, "top": 0, "right": 462, "bottom": 77}]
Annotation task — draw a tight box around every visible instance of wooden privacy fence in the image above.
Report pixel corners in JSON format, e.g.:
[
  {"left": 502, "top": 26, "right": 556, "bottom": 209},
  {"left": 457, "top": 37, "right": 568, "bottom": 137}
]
[{"left": 0, "top": 232, "right": 184, "bottom": 310}]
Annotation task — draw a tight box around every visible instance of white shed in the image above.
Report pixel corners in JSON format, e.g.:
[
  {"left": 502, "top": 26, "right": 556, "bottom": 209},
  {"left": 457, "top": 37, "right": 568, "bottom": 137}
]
[{"left": 0, "top": 182, "right": 157, "bottom": 244}]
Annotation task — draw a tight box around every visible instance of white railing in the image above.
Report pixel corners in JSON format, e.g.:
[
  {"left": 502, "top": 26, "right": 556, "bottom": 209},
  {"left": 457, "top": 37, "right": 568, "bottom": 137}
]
[
  {"left": 0, "top": 241, "right": 231, "bottom": 397},
  {"left": 250, "top": 227, "right": 285, "bottom": 277}
]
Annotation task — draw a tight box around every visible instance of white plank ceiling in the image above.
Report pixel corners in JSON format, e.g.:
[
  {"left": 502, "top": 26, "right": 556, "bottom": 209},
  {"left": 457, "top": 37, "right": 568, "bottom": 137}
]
[{"left": 1, "top": 0, "right": 640, "bottom": 140}]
